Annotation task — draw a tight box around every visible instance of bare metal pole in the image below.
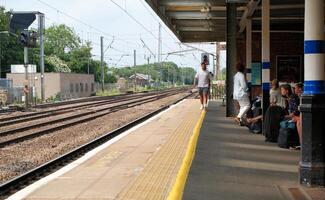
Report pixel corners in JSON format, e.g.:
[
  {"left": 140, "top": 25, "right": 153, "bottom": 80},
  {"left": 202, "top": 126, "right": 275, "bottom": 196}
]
[
  {"left": 147, "top": 56, "right": 150, "bottom": 87},
  {"left": 39, "top": 13, "right": 45, "bottom": 102},
  {"left": 24, "top": 47, "right": 29, "bottom": 109},
  {"left": 100, "top": 36, "right": 104, "bottom": 92},
  {"left": 0, "top": 34, "right": 2, "bottom": 78},
  {"left": 216, "top": 42, "right": 221, "bottom": 79},
  {"left": 158, "top": 23, "right": 162, "bottom": 84},
  {"left": 134, "top": 50, "right": 136, "bottom": 92}
]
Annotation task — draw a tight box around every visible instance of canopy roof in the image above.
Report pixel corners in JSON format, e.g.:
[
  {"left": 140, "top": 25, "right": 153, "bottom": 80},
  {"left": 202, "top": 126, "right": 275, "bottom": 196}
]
[{"left": 145, "top": 0, "right": 305, "bottom": 42}]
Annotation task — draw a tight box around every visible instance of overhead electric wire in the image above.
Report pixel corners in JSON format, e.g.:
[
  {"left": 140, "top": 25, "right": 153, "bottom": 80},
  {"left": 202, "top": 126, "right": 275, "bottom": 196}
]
[
  {"left": 35, "top": 0, "right": 141, "bottom": 48},
  {"left": 109, "top": 0, "right": 173, "bottom": 51},
  {"left": 139, "top": 0, "right": 180, "bottom": 43},
  {"left": 35, "top": 0, "right": 114, "bottom": 39}
]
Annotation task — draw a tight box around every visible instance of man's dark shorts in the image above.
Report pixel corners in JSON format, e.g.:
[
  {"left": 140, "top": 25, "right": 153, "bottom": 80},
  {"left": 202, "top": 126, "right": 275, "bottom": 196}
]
[{"left": 198, "top": 87, "right": 209, "bottom": 96}]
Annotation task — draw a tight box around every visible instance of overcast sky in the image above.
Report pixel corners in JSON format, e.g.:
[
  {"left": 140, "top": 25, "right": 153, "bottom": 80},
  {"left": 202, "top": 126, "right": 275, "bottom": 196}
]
[{"left": 2, "top": 0, "right": 226, "bottom": 71}]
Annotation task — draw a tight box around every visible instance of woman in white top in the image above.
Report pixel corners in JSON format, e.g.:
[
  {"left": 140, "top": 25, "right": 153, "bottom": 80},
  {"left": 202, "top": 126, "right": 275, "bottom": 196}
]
[
  {"left": 269, "top": 79, "right": 286, "bottom": 108},
  {"left": 233, "top": 63, "right": 250, "bottom": 123}
]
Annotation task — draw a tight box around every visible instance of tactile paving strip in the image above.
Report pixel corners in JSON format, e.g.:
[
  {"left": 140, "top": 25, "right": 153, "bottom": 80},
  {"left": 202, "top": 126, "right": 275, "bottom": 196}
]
[{"left": 116, "top": 103, "right": 201, "bottom": 200}]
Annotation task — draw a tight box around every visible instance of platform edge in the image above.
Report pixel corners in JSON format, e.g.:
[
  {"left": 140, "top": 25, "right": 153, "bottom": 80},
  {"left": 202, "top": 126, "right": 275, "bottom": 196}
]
[{"left": 167, "top": 110, "right": 206, "bottom": 200}]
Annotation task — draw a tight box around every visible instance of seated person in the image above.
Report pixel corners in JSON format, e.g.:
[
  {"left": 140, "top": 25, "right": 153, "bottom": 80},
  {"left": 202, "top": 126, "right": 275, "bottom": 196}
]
[
  {"left": 244, "top": 96, "right": 262, "bottom": 133},
  {"left": 279, "top": 83, "right": 303, "bottom": 149},
  {"left": 286, "top": 83, "right": 303, "bottom": 145},
  {"left": 246, "top": 115, "right": 262, "bottom": 134},
  {"left": 269, "top": 79, "right": 285, "bottom": 108},
  {"left": 263, "top": 85, "right": 291, "bottom": 142}
]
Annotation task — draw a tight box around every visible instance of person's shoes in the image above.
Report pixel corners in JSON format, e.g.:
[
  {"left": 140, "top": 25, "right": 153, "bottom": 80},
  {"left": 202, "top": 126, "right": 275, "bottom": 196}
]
[
  {"left": 205, "top": 103, "right": 208, "bottom": 108},
  {"left": 234, "top": 117, "right": 240, "bottom": 124},
  {"left": 200, "top": 105, "right": 203, "bottom": 110},
  {"left": 289, "top": 146, "right": 301, "bottom": 150}
]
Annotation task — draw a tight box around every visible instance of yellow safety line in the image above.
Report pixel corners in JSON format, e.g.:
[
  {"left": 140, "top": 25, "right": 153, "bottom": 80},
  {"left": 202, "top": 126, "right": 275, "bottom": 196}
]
[{"left": 167, "top": 110, "right": 206, "bottom": 200}]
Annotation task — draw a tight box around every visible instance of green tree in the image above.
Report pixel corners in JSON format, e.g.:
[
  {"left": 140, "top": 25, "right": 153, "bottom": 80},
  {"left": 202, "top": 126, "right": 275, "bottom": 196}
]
[
  {"left": 111, "top": 62, "right": 196, "bottom": 85},
  {"left": 0, "top": 7, "right": 24, "bottom": 78},
  {"left": 44, "top": 24, "right": 80, "bottom": 60}
]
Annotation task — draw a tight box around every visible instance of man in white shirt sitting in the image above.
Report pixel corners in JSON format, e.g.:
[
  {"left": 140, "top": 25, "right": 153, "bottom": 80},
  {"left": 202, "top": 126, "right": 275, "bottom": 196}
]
[{"left": 194, "top": 62, "right": 211, "bottom": 110}]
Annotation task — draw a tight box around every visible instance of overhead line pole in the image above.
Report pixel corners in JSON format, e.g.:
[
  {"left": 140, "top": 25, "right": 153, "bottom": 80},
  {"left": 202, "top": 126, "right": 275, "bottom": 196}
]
[
  {"left": 39, "top": 13, "right": 45, "bottom": 102},
  {"left": 158, "top": 23, "right": 162, "bottom": 85},
  {"left": 134, "top": 50, "right": 137, "bottom": 92},
  {"left": 100, "top": 36, "right": 104, "bottom": 92},
  {"left": 24, "top": 47, "right": 29, "bottom": 109}
]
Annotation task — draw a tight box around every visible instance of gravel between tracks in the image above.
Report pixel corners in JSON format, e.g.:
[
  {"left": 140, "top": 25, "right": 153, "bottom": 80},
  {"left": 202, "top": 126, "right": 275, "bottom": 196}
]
[
  {"left": 0, "top": 94, "right": 162, "bottom": 133},
  {"left": 0, "top": 93, "right": 189, "bottom": 184}
]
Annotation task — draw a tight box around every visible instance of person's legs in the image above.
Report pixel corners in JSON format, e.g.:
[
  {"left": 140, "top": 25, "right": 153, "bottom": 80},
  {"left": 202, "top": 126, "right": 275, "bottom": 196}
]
[
  {"left": 237, "top": 98, "right": 250, "bottom": 119},
  {"left": 296, "top": 116, "right": 302, "bottom": 144},
  {"left": 198, "top": 88, "right": 204, "bottom": 109},
  {"left": 203, "top": 87, "right": 208, "bottom": 107}
]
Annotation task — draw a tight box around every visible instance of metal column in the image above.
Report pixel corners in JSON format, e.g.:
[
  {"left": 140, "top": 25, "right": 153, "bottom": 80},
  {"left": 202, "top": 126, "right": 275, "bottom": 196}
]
[
  {"left": 300, "top": 0, "right": 325, "bottom": 187},
  {"left": 39, "top": 13, "right": 45, "bottom": 102},
  {"left": 134, "top": 50, "right": 137, "bottom": 92},
  {"left": 246, "top": 18, "right": 252, "bottom": 87},
  {"left": 158, "top": 23, "right": 162, "bottom": 84},
  {"left": 226, "top": 3, "right": 237, "bottom": 117},
  {"left": 262, "top": 0, "right": 270, "bottom": 115},
  {"left": 100, "top": 36, "right": 104, "bottom": 92},
  {"left": 24, "top": 47, "right": 29, "bottom": 109}
]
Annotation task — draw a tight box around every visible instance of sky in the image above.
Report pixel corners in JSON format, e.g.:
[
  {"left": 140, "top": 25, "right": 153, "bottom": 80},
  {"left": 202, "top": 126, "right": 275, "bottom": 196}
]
[{"left": 1, "top": 0, "right": 226, "bottom": 71}]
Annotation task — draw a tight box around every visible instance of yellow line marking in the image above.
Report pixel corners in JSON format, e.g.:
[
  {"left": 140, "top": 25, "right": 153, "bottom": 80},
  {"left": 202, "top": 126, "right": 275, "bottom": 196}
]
[{"left": 167, "top": 110, "right": 206, "bottom": 200}]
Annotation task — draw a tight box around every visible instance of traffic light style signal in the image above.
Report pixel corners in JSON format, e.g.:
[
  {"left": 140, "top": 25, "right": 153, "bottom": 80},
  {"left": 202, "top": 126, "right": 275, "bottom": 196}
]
[
  {"left": 201, "top": 53, "right": 210, "bottom": 65},
  {"left": 19, "top": 30, "right": 37, "bottom": 48},
  {"left": 20, "top": 30, "right": 29, "bottom": 46}
]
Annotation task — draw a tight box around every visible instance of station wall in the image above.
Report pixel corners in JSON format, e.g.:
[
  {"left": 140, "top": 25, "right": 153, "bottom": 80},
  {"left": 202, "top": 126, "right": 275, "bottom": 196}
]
[{"left": 237, "top": 32, "right": 304, "bottom": 96}]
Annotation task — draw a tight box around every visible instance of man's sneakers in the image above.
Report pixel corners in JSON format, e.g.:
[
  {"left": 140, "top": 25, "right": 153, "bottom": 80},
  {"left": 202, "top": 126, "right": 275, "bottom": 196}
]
[{"left": 200, "top": 104, "right": 208, "bottom": 110}]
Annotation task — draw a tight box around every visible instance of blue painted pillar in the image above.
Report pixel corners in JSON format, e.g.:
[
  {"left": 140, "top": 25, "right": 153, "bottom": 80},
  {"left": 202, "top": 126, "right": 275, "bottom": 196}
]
[
  {"left": 262, "top": 0, "right": 270, "bottom": 114},
  {"left": 299, "top": 0, "right": 325, "bottom": 187}
]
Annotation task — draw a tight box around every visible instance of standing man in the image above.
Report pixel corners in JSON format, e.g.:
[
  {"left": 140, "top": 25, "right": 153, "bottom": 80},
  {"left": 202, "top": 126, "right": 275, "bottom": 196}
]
[
  {"left": 194, "top": 62, "right": 211, "bottom": 110},
  {"left": 233, "top": 63, "right": 250, "bottom": 124}
]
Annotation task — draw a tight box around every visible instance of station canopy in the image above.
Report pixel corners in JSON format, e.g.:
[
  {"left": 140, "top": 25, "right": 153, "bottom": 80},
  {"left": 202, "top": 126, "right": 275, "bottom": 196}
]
[{"left": 145, "top": 0, "right": 304, "bottom": 43}]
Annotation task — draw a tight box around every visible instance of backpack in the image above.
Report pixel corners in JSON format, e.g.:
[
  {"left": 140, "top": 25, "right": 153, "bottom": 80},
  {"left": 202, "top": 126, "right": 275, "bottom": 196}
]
[{"left": 277, "top": 128, "right": 299, "bottom": 149}]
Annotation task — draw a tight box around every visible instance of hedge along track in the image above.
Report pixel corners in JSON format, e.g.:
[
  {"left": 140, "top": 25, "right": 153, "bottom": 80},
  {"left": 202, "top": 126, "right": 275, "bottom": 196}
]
[
  {"left": 0, "top": 90, "right": 191, "bottom": 148},
  {"left": 0, "top": 87, "right": 189, "bottom": 127},
  {"left": 0, "top": 91, "right": 197, "bottom": 198}
]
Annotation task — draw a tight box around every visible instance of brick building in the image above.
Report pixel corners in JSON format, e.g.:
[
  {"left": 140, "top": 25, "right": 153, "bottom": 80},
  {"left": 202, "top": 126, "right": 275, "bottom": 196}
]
[{"left": 7, "top": 73, "right": 95, "bottom": 100}]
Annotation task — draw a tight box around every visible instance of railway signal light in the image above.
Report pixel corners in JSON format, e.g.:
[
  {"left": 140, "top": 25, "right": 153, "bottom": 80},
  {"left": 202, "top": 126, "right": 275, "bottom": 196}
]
[
  {"left": 19, "top": 30, "right": 37, "bottom": 48},
  {"left": 201, "top": 53, "right": 210, "bottom": 65},
  {"left": 20, "top": 30, "right": 29, "bottom": 46}
]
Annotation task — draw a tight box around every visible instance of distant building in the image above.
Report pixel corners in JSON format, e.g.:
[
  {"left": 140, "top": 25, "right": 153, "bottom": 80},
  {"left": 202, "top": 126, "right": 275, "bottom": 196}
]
[
  {"left": 129, "top": 73, "right": 152, "bottom": 87},
  {"left": 7, "top": 72, "right": 95, "bottom": 100},
  {"left": 116, "top": 77, "right": 128, "bottom": 92}
]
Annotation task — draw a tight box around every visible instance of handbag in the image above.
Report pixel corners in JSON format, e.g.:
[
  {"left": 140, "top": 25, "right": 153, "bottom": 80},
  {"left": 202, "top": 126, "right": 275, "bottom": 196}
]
[{"left": 280, "top": 120, "right": 296, "bottom": 130}]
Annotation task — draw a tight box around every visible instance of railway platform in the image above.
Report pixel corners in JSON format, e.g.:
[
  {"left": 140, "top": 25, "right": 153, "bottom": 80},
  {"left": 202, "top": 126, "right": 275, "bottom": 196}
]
[
  {"left": 7, "top": 99, "right": 203, "bottom": 200},
  {"left": 7, "top": 99, "right": 325, "bottom": 200}
]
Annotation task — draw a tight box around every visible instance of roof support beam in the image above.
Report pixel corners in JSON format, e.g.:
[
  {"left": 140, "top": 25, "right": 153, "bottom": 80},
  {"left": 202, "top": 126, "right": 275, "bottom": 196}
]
[{"left": 239, "top": 0, "right": 260, "bottom": 32}]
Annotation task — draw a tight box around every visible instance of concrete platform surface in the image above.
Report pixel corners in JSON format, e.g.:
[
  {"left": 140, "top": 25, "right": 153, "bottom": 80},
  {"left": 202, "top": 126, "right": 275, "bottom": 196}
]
[
  {"left": 183, "top": 101, "right": 303, "bottom": 200},
  {"left": 17, "top": 99, "right": 202, "bottom": 200}
]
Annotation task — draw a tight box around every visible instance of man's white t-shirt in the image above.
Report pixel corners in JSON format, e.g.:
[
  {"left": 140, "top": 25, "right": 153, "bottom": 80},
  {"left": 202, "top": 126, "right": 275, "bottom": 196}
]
[{"left": 195, "top": 68, "right": 210, "bottom": 88}]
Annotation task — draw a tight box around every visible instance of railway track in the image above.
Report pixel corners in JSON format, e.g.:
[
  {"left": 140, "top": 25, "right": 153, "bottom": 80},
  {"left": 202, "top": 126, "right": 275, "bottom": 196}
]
[
  {"left": 0, "top": 91, "right": 197, "bottom": 198},
  {"left": 0, "top": 87, "right": 189, "bottom": 125},
  {"left": 0, "top": 90, "right": 185, "bottom": 148}
]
